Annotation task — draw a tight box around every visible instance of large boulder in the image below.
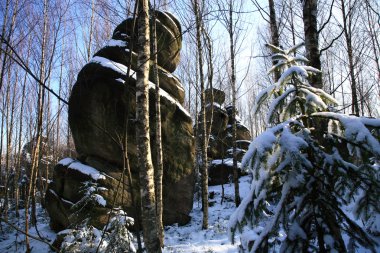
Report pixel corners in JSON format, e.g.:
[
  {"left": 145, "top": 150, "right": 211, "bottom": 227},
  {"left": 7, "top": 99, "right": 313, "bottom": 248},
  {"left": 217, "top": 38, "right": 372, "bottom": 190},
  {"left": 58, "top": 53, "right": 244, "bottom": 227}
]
[
  {"left": 113, "top": 11, "right": 182, "bottom": 73},
  {"left": 205, "top": 88, "right": 225, "bottom": 105},
  {"left": 45, "top": 11, "right": 195, "bottom": 232},
  {"left": 196, "top": 89, "right": 252, "bottom": 185},
  {"left": 208, "top": 159, "right": 247, "bottom": 186}
]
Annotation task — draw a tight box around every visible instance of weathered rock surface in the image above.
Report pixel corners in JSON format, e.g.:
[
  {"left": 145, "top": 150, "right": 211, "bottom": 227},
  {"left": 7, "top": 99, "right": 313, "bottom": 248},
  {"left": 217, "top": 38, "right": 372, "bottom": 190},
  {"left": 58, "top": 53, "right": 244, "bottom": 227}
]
[
  {"left": 45, "top": 11, "right": 195, "bottom": 232},
  {"left": 208, "top": 159, "right": 247, "bottom": 186},
  {"left": 113, "top": 11, "right": 182, "bottom": 73},
  {"left": 197, "top": 89, "right": 252, "bottom": 186}
]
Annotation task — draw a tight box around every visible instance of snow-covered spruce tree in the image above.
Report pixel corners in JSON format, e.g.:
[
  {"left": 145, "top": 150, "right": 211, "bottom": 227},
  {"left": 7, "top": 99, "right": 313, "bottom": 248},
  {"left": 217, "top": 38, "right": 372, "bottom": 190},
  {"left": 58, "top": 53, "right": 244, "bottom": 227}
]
[
  {"left": 229, "top": 43, "right": 380, "bottom": 252},
  {"left": 60, "top": 183, "right": 136, "bottom": 252},
  {"left": 60, "top": 210, "right": 136, "bottom": 253}
]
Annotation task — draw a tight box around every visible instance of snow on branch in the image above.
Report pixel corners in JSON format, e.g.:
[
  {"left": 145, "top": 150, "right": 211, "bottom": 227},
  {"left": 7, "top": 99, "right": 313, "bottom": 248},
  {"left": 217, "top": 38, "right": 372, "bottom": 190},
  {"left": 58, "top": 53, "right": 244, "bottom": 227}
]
[{"left": 312, "top": 112, "right": 380, "bottom": 158}]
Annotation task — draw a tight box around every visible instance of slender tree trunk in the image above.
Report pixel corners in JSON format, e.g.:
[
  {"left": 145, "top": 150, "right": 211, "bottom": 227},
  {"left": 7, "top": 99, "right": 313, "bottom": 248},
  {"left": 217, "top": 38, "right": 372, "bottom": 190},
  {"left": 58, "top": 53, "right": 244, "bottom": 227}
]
[
  {"left": 203, "top": 27, "right": 214, "bottom": 149},
  {"left": 15, "top": 60, "right": 29, "bottom": 217},
  {"left": 268, "top": 0, "right": 281, "bottom": 82},
  {"left": 2, "top": 69, "right": 11, "bottom": 221},
  {"left": 87, "top": 0, "right": 96, "bottom": 62},
  {"left": 365, "top": 2, "right": 380, "bottom": 89},
  {"left": 150, "top": 4, "right": 164, "bottom": 247},
  {"left": 194, "top": 0, "right": 208, "bottom": 229},
  {"left": 0, "top": 0, "right": 10, "bottom": 91},
  {"left": 0, "top": 97, "right": 4, "bottom": 187},
  {"left": 303, "top": 0, "right": 322, "bottom": 88},
  {"left": 136, "top": 0, "right": 161, "bottom": 251},
  {"left": 25, "top": 1, "right": 48, "bottom": 250},
  {"left": 340, "top": 0, "right": 360, "bottom": 116},
  {"left": 55, "top": 22, "right": 66, "bottom": 164},
  {"left": 4, "top": 65, "right": 18, "bottom": 221},
  {"left": 0, "top": 1, "right": 18, "bottom": 212},
  {"left": 289, "top": 1, "right": 296, "bottom": 50},
  {"left": 122, "top": 2, "right": 143, "bottom": 250},
  {"left": 229, "top": 0, "right": 240, "bottom": 207}
]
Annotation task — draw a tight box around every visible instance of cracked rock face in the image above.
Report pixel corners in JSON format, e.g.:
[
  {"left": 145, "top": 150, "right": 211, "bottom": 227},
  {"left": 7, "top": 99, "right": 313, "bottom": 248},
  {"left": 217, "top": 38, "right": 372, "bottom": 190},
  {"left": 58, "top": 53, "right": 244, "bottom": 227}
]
[{"left": 45, "top": 11, "right": 195, "bottom": 232}]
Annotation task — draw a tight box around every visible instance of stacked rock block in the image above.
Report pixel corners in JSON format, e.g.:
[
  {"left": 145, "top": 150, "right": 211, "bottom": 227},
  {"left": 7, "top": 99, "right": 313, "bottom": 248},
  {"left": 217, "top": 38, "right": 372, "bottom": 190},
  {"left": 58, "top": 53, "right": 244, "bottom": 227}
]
[
  {"left": 199, "top": 88, "right": 252, "bottom": 186},
  {"left": 45, "top": 11, "right": 195, "bottom": 232}
]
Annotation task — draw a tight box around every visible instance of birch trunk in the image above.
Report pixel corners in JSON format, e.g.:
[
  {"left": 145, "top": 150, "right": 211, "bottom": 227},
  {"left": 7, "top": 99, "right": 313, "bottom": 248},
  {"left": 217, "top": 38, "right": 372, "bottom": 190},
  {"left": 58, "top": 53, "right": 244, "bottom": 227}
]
[
  {"left": 136, "top": 0, "right": 161, "bottom": 251},
  {"left": 25, "top": 0, "right": 48, "bottom": 250},
  {"left": 194, "top": 0, "right": 208, "bottom": 230},
  {"left": 150, "top": 5, "right": 164, "bottom": 247}
]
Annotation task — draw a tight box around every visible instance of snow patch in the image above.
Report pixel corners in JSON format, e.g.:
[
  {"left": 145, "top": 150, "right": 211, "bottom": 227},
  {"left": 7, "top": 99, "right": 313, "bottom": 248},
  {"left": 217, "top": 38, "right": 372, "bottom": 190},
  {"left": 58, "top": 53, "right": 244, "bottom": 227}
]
[
  {"left": 107, "top": 39, "right": 127, "bottom": 47},
  {"left": 68, "top": 161, "right": 106, "bottom": 180},
  {"left": 58, "top": 157, "right": 74, "bottom": 166}
]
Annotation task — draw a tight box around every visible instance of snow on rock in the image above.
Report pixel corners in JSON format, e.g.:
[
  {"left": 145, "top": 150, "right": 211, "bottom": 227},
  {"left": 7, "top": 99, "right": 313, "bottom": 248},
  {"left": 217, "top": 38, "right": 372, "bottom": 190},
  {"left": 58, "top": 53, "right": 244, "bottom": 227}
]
[
  {"left": 68, "top": 161, "right": 106, "bottom": 181},
  {"left": 148, "top": 82, "right": 191, "bottom": 118},
  {"left": 58, "top": 157, "right": 74, "bottom": 166},
  {"left": 115, "top": 78, "right": 125, "bottom": 84},
  {"left": 107, "top": 39, "right": 127, "bottom": 47},
  {"left": 90, "top": 56, "right": 133, "bottom": 76},
  {"left": 93, "top": 194, "right": 107, "bottom": 207},
  {"left": 90, "top": 56, "right": 190, "bottom": 118},
  {"left": 211, "top": 158, "right": 241, "bottom": 168}
]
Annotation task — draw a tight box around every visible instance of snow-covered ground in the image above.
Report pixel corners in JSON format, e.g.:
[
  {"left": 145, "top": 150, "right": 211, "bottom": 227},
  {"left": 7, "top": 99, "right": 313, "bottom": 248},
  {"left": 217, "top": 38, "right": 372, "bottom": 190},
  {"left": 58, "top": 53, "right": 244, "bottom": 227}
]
[
  {"left": 0, "top": 176, "right": 251, "bottom": 253},
  {"left": 164, "top": 176, "right": 251, "bottom": 253},
  {"left": 0, "top": 205, "right": 56, "bottom": 252}
]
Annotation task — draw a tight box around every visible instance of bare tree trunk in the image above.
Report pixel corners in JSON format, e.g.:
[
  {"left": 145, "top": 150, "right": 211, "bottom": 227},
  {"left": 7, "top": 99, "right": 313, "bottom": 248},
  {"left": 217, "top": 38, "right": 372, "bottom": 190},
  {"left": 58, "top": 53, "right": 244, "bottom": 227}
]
[
  {"left": 203, "top": 26, "right": 214, "bottom": 150},
  {"left": 0, "top": 98, "right": 4, "bottom": 187},
  {"left": 340, "top": 0, "right": 360, "bottom": 116},
  {"left": 365, "top": 1, "right": 380, "bottom": 88},
  {"left": 55, "top": 22, "right": 66, "bottom": 164},
  {"left": 0, "top": 0, "right": 10, "bottom": 91},
  {"left": 136, "top": 0, "right": 161, "bottom": 251},
  {"left": 15, "top": 49, "right": 30, "bottom": 217},
  {"left": 194, "top": 0, "right": 208, "bottom": 230},
  {"left": 268, "top": 0, "right": 281, "bottom": 82},
  {"left": 87, "top": 0, "right": 96, "bottom": 62},
  {"left": 25, "top": 0, "right": 48, "bottom": 250},
  {"left": 1, "top": 69, "right": 11, "bottom": 221},
  {"left": 1, "top": 0, "right": 19, "bottom": 220},
  {"left": 303, "top": 0, "right": 322, "bottom": 88},
  {"left": 3, "top": 65, "right": 18, "bottom": 221},
  {"left": 150, "top": 4, "right": 164, "bottom": 247},
  {"left": 228, "top": 0, "right": 240, "bottom": 207}
]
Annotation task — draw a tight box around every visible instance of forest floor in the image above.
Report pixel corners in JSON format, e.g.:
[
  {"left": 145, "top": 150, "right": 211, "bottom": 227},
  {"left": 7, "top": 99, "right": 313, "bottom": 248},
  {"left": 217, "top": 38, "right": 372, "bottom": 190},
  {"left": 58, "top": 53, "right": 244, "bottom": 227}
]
[{"left": 0, "top": 176, "right": 252, "bottom": 252}]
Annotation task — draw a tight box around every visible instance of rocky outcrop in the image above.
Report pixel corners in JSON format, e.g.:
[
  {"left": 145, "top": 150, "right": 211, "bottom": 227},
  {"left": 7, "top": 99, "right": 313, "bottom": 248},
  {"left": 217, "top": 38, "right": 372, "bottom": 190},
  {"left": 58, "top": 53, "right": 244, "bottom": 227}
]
[
  {"left": 45, "top": 11, "right": 195, "bottom": 232},
  {"left": 198, "top": 88, "right": 252, "bottom": 186}
]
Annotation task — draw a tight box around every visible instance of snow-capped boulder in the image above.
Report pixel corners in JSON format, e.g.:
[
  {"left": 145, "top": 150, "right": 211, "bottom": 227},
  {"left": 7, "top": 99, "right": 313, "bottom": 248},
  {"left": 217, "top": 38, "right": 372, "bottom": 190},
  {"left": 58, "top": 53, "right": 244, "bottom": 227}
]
[{"left": 45, "top": 11, "right": 195, "bottom": 232}]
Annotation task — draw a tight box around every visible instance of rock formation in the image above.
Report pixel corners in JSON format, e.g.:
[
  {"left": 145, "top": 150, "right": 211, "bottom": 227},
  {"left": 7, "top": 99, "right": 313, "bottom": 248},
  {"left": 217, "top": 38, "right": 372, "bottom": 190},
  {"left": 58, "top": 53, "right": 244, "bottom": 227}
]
[
  {"left": 45, "top": 11, "right": 195, "bottom": 232},
  {"left": 198, "top": 88, "right": 252, "bottom": 186}
]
